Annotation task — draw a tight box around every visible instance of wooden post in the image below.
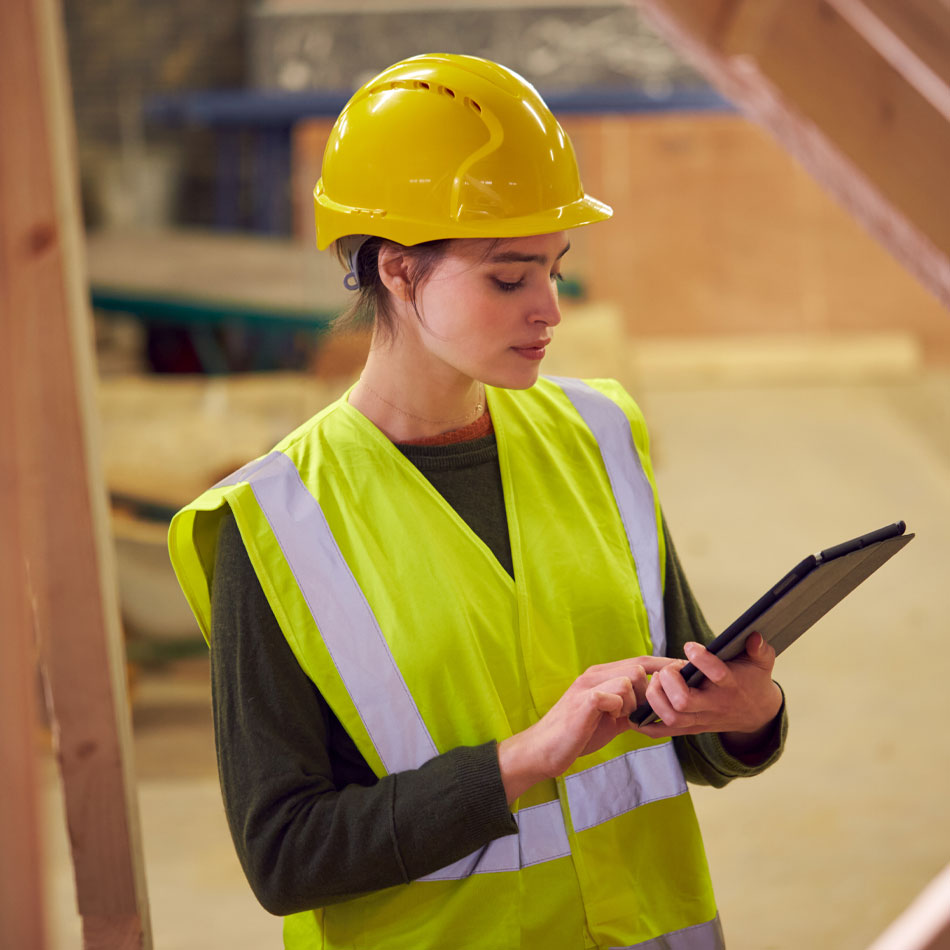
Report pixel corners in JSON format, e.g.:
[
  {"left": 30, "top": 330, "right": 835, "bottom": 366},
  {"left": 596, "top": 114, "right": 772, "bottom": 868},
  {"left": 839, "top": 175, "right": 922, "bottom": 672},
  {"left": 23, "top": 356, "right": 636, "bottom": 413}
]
[{"left": 0, "top": 0, "right": 152, "bottom": 946}]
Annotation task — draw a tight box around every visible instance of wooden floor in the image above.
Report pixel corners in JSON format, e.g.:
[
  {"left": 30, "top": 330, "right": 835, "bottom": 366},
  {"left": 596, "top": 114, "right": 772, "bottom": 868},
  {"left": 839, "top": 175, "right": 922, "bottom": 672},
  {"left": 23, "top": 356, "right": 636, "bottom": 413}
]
[{"left": 42, "top": 363, "right": 950, "bottom": 950}]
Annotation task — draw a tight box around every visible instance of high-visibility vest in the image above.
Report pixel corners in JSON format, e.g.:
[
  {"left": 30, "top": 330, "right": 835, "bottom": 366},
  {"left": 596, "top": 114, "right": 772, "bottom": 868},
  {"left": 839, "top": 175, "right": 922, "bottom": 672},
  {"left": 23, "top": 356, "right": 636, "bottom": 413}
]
[{"left": 169, "top": 376, "right": 723, "bottom": 950}]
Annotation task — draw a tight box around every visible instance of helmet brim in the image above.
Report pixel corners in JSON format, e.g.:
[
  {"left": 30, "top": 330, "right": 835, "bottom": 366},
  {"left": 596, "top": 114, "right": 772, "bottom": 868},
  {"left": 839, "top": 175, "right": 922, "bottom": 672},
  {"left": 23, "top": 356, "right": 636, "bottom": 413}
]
[{"left": 315, "top": 187, "right": 612, "bottom": 249}]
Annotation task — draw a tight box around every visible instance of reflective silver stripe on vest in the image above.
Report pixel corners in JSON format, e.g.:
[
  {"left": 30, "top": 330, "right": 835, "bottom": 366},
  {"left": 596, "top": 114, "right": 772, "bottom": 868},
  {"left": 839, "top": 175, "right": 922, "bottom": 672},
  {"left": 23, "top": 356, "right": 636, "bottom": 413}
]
[
  {"left": 417, "top": 832, "right": 519, "bottom": 880},
  {"left": 549, "top": 377, "right": 667, "bottom": 657},
  {"left": 214, "top": 452, "right": 284, "bottom": 490},
  {"left": 515, "top": 797, "right": 572, "bottom": 866},
  {"left": 417, "top": 798, "right": 571, "bottom": 881},
  {"left": 611, "top": 914, "right": 724, "bottom": 950},
  {"left": 565, "top": 743, "right": 686, "bottom": 833},
  {"left": 220, "top": 450, "right": 439, "bottom": 775}
]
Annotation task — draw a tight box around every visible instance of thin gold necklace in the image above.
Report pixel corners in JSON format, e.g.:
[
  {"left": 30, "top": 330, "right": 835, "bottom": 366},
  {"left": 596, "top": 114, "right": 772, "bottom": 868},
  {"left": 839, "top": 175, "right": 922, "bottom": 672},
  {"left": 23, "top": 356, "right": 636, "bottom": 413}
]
[{"left": 359, "top": 378, "right": 485, "bottom": 426}]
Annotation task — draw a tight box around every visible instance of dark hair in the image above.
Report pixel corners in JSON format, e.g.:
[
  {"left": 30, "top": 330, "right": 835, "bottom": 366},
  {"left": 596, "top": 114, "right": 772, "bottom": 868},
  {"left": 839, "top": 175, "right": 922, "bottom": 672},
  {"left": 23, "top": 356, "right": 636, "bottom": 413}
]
[{"left": 332, "top": 237, "right": 452, "bottom": 342}]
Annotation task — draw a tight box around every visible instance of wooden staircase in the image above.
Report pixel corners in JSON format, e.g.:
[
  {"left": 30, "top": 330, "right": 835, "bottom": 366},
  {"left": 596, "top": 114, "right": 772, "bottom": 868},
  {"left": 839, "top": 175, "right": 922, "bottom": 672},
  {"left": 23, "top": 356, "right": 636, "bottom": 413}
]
[{"left": 634, "top": 0, "right": 950, "bottom": 309}]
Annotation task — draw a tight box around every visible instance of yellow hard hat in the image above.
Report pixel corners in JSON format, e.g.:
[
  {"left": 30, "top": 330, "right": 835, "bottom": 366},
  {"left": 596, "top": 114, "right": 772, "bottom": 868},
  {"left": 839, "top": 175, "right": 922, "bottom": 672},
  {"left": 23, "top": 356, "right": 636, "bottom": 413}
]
[{"left": 313, "top": 53, "right": 612, "bottom": 249}]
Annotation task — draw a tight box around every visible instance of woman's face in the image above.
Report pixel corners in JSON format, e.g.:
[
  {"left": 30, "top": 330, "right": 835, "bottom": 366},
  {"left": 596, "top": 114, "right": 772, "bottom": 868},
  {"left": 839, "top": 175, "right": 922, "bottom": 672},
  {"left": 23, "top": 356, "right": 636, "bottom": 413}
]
[{"left": 405, "top": 231, "right": 569, "bottom": 390}]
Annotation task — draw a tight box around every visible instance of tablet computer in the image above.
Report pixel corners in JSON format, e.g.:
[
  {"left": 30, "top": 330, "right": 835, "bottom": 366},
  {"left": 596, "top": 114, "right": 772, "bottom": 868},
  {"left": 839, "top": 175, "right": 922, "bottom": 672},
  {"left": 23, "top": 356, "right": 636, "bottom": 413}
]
[{"left": 629, "top": 521, "right": 914, "bottom": 727}]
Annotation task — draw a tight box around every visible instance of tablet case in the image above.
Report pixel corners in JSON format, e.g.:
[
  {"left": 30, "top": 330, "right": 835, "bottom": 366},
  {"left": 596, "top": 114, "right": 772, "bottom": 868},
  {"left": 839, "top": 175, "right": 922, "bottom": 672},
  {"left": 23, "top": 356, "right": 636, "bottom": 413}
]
[
  {"left": 630, "top": 531, "right": 914, "bottom": 727},
  {"left": 713, "top": 532, "right": 913, "bottom": 662}
]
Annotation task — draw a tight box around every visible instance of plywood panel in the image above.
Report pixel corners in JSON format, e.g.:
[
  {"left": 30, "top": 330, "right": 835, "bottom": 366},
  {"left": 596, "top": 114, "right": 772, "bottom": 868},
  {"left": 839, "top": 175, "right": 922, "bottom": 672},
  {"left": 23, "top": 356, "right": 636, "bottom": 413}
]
[{"left": 581, "top": 112, "right": 950, "bottom": 359}]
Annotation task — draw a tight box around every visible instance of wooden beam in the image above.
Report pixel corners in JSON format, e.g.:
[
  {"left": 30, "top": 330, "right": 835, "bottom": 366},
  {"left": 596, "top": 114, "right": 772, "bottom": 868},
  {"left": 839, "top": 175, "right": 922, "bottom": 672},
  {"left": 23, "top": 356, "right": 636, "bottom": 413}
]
[
  {"left": 634, "top": 0, "right": 950, "bottom": 309},
  {"left": 0, "top": 0, "right": 152, "bottom": 946},
  {"left": 832, "top": 0, "right": 950, "bottom": 120}
]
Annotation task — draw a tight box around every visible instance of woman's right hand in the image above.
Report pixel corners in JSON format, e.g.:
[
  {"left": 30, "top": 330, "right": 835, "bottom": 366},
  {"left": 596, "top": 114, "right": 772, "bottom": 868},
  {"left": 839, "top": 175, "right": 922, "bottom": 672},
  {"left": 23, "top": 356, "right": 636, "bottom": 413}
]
[{"left": 496, "top": 656, "right": 679, "bottom": 805}]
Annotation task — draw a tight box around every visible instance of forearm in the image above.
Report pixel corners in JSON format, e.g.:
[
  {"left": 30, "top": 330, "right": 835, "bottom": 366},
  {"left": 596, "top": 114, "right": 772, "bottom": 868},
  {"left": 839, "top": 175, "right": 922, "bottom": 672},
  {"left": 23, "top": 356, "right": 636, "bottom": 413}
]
[
  {"left": 212, "top": 510, "right": 515, "bottom": 915},
  {"left": 217, "top": 734, "right": 513, "bottom": 915}
]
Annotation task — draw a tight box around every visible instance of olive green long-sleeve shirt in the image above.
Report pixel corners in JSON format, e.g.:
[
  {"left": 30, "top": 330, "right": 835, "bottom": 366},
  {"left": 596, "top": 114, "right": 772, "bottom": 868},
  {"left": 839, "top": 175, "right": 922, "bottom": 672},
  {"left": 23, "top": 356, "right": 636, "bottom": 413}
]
[{"left": 210, "top": 430, "right": 786, "bottom": 916}]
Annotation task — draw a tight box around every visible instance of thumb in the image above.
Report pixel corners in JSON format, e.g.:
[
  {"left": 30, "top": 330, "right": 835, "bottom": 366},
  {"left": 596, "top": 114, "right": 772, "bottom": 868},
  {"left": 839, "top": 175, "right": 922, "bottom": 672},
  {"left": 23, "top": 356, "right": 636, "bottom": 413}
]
[{"left": 747, "top": 632, "right": 775, "bottom": 666}]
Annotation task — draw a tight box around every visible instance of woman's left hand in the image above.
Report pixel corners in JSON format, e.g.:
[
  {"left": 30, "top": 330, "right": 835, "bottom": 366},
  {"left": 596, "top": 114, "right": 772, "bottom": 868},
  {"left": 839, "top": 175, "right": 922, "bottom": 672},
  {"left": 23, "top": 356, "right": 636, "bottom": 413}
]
[{"left": 633, "top": 633, "right": 783, "bottom": 750}]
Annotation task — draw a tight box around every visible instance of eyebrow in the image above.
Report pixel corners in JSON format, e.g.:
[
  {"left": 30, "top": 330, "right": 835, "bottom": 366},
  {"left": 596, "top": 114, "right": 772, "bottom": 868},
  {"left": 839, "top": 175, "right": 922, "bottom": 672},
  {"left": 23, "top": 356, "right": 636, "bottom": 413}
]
[{"left": 488, "top": 241, "right": 571, "bottom": 266}]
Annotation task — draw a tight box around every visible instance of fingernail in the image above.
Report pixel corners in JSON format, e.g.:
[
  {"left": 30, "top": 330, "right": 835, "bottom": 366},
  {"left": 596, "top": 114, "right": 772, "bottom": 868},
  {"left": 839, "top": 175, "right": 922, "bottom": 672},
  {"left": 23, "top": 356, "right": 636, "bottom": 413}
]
[{"left": 684, "top": 642, "right": 698, "bottom": 657}]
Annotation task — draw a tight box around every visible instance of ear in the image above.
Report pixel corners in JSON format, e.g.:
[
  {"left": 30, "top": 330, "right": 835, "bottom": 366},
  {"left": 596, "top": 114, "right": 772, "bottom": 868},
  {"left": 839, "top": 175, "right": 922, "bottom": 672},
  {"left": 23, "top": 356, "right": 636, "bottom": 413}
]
[{"left": 376, "top": 243, "right": 412, "bottom": 301}]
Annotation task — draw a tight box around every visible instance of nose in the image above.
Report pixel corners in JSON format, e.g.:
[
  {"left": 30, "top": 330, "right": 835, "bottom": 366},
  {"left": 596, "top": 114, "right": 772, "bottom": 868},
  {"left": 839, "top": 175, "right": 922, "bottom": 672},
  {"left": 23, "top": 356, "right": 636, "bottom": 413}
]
[{"left": 530, "top": 279, "right": 562, "bottom": 328}]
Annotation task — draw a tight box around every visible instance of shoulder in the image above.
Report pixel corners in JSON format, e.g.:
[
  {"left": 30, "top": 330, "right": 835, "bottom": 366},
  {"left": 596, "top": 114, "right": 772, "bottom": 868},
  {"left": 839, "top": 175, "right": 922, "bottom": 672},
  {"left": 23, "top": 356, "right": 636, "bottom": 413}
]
[
  {"left": 527, "top": 375, "right": 651, "bottom": 452},
  {"left": 270, "top": 391, "right": 356, "bottom": 463},
  {"left": 208, "top": 391, "right": 363, "bottom": 494}
]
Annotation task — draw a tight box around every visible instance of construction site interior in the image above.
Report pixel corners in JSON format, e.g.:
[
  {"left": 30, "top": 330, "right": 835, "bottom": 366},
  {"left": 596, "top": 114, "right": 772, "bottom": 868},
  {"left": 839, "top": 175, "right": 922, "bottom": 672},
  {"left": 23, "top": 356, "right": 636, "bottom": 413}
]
[{"left": 6, "top": 1, "right": 950, "bottom": 949}]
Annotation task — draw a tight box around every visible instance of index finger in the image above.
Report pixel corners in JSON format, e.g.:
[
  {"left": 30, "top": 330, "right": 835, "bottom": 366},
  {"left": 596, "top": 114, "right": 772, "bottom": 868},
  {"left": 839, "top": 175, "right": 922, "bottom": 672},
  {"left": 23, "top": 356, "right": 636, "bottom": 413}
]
[
  {"left": 636, "top": 656, "right": 686, "bottom": 676},
  {"left": 579, "top": 656, "right": 681, "bottom": 687}
]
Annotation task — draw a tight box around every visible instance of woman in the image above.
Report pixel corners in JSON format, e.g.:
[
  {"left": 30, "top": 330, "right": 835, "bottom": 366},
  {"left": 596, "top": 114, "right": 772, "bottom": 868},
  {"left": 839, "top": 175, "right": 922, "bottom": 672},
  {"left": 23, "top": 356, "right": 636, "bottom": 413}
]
[{"left": 169, "top": 54, "right": 786, "bottom": 950}]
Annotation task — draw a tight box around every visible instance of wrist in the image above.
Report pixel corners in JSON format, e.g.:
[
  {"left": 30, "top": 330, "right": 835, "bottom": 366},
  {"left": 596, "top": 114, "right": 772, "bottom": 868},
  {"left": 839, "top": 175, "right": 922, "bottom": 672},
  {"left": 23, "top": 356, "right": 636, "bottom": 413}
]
[
  {"left": 720, "top": 682, "right": 784, "bottom": 762},
  {"left": 497, "top": 729, "right": 550, "bottom": 806}
]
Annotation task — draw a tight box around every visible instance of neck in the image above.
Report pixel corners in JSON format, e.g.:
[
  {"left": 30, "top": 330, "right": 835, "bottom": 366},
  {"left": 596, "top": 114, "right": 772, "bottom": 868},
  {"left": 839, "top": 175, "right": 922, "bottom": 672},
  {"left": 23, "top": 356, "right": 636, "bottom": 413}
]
[{"left": 349, "top": 342, "right": 486, "bottom": 442}]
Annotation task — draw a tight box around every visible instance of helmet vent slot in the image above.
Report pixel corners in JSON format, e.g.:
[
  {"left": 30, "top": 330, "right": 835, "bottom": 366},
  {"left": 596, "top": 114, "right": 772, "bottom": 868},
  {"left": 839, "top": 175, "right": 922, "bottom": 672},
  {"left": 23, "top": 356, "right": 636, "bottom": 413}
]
[
  {"left": 465, "top": 97, "right": 482, "bottom": 114},
  {"left": 375, "top": 80, "right": 461, "bottom": 103}
]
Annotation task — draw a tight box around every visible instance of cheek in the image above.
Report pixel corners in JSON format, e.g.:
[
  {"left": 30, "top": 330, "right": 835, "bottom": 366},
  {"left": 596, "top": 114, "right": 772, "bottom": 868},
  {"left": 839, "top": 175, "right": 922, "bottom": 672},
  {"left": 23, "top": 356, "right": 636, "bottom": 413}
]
[{"left": 416, "top": 278, "right": 516, "bottom": 353}]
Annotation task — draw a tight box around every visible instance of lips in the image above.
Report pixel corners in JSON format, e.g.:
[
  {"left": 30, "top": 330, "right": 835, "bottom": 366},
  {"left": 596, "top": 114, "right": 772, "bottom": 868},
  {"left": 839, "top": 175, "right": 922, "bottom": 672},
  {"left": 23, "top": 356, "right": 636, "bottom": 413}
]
[
  {"left": 512, "top": 340, "right": 550, "bottom": 361},
  {"left": 512, "top": 339, "right": 550, "bottom": 351}
]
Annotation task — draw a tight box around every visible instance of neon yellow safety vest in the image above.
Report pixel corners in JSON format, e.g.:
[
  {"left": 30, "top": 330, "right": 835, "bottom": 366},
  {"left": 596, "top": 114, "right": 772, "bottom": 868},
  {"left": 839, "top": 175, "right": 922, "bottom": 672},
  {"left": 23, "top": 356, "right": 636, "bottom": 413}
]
[{"left": 169, "top": 376, "right": 723, "bottom": 950}]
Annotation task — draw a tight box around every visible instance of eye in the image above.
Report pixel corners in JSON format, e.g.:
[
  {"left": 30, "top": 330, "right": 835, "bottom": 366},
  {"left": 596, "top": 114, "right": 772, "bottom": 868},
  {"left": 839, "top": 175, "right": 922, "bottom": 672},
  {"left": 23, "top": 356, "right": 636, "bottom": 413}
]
[
  {"left": 493, "top": 278, "right": 524, "bottom": 293},
  {"left": 551, "top": 272, "right": 564, "bottom": 284}
]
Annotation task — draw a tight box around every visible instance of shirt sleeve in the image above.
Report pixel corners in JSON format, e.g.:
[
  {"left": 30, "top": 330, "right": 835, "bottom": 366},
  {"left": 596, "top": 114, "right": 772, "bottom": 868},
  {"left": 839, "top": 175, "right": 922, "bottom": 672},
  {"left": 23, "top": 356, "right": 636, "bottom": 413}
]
[
  {"left": 210, "top": 510, "right": 516, "bottom": 916},
  {"left": 662, "top": 516, "right": 788, "bottom": 787}
]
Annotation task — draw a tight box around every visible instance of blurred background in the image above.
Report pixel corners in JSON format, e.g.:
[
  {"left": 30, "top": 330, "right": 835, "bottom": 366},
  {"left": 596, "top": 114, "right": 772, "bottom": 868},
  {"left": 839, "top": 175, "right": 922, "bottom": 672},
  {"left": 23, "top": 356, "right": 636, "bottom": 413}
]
[{"left": 41, "top": 0, "right": 950, "bottom": 947}]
